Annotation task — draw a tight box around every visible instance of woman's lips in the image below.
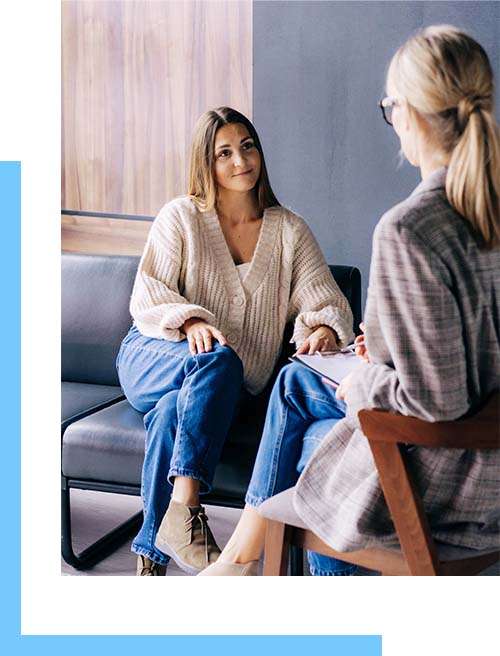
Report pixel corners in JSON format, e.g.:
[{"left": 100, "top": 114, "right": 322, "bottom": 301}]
[{"left": 233, "top": 169, "right": 253, "bottom": 177}]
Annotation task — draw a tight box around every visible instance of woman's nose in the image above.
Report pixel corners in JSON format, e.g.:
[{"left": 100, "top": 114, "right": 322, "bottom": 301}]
[{"left": 233, "top": 151, "right": 245, "bottom": 167}]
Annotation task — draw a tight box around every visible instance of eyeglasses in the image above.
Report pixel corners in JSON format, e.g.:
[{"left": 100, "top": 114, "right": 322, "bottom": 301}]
[{"left": 379, "top": 96, "right": 398, "bottom": 126}]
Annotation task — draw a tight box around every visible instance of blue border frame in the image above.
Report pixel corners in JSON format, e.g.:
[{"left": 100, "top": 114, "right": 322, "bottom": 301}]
[{"left": 1, "top": 161, "right": 381, "bottom": 654}]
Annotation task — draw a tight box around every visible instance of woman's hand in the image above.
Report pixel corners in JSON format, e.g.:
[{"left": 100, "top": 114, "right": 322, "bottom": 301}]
[
  {"left": 296, "top": 325, "right": 339, "bottom": 355},
  {"left": 321, "top": 371, "right": 355, "bottom": 400},
  {"left": 354, "top": 322, "right": 370, "bottom": 362},
  {"left": 335, "top": 370, "right": 356, "bottom": 401},
  {"left": 182, "top": 318, "right": 228, "bottom": 355}
]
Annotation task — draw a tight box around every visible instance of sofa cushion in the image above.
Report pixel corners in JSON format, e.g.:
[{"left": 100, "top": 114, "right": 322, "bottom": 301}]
[
  {"left": 62, "top": 397, "right": 263, "bottom": 500},
  {"left": 61, "top": 381, "right": 124, "bottom": 434},
  {"left": 62, "top": 400, "right": 145, "bottom": 485}
]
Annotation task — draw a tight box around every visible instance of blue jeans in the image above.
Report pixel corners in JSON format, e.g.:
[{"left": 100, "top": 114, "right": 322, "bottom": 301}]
[
  {"left": 116, "top": 326, "right": 245, "bottom": 565},
  {"left": 246, "top": 362, "right": 358, "bottom": 576}
]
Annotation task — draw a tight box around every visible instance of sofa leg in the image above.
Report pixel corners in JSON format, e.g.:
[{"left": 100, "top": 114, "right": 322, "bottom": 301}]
[
  {"left": 61, "top": 478, "right": 143, "bottom": 570},
  {"left": 263, "top": 519, "right": 291, "bottom": 576}
]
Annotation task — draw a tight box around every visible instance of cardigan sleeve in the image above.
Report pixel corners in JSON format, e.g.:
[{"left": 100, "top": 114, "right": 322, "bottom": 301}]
[
  {"left": 129, "top": 206, "right": 216, "bottom": 341},
  {"left": 287, "top": 218, "right": 354, "bottom": 348},
  {"left": 344, "top": 217, "right": 469, "bottom": 423}
]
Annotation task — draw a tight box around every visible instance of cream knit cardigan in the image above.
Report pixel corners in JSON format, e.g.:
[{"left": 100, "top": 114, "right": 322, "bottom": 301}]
[{"left": 130, "top": 196, "right": 354, "bottom": 394}]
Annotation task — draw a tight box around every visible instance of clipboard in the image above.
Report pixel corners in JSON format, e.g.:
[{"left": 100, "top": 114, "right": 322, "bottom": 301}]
[{"left": 290, "top": 350, "right": 361, "bottom": 386}]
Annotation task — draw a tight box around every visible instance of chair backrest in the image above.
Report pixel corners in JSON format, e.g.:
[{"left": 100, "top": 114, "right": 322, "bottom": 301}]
[
  {"left": 328, "top": 265, "right": 362, "bottom": 335},
  {"left": 61, "top": 254, "right": 362, "bottom": 386},
  {"left": 62, "top": 253, "right": 140, "bottom": 385},
  {"left": 359, "top": 391, "right": 500, "bottom": 449}
]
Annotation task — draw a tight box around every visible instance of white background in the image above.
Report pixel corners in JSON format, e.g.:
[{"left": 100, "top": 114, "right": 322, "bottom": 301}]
[{"left": 2, "top": 0, "right": 496, "bottom": 651}]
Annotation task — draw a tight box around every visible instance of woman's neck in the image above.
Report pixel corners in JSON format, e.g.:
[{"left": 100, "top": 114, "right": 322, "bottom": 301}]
[
  {"left": 216, "top": 190, "right": 261, "bottom": 225},
  {"left": 420, "top": 159, "right": 447, "bottom": 181},
  {"left": 418, "top": 141, "right": 449, "bottom": 181}
]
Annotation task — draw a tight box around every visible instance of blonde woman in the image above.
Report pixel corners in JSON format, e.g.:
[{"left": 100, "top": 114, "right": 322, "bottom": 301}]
[
  {"left": 289, "top": 26, "right": 500, "bottom": 557},
  {"left": 199, "top": 25, "right": 500, "bottom": 575},
  {"left": 116, "top": 107, "right": 353, "bottom": 575}
]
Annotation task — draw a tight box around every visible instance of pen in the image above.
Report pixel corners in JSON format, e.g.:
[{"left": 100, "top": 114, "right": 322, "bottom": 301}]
[{"left": 317, "top": 345, "right": 357, "bottom": 356}]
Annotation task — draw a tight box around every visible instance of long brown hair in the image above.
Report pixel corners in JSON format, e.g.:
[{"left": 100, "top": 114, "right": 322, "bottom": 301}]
[
  {"left": 388, "top": 25, "right": 500, "bottom": 249},
  {"left": 187, "top": 107, "right": 280, "bottom": 213}
]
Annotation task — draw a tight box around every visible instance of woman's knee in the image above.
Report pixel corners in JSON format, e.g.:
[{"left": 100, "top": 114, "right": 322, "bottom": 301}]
[
  {"left": 201, "top": 343, "right": 244, "bottom": 379},
  {"left": 276, "top": 361, "right": 304, "bottom": 391},
  {"left": 144, "top": 390, "right": 178, "bottom": 430}
]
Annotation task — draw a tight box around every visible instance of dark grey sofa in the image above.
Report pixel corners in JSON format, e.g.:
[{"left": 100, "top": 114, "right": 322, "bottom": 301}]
[{"left": 61, "top": 252, "right": 362, "bottom": 570}]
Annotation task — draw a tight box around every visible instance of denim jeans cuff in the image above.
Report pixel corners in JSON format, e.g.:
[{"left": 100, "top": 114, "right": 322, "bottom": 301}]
[
  {"left": 131, "top": 543, "right": 170, "bottom": 566},
  {"left": 244, "top": 493, "right": 268, "bottom": 508},
  {"left": 309, "top": 564, "right": 358, "bottom": 576},
  {"left": 168, "top": 466, "right": 211, "bottom": 495}
]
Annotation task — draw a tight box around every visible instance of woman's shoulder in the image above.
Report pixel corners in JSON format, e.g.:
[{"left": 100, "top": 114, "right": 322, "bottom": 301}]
[
  {"left": 270, "top": 205, "right": 311, "bottom": 236},
  {"left": 146, "top": 197, "right": 201, "bottom": 246},
  {"left": 376, "top": 187, "right": 454, "bottom": 247},
  {"left": 152, "top": 196, "right": 204, "bottom": 237},
  {"left": 156, "top": 195, "right": 199, "bottom": 221}
]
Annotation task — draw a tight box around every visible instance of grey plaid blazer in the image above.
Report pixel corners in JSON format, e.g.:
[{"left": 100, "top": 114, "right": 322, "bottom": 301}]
[{"left": 294, "top": 168, "right": 500, "bottom": 552}]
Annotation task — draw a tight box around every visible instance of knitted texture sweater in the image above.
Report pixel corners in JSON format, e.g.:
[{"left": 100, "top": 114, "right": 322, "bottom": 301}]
[{"left": 130, "top": 196, "right": 354, "bottom": 394}]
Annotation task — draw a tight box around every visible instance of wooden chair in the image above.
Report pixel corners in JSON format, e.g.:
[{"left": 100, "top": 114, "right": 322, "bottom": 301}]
[{"left": 260, "top": 392, "right": 500, "bottom": 576}]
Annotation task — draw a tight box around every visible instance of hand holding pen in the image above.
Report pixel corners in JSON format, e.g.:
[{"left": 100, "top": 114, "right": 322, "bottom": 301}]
[
  {"left": 321, "top": 323, "right": 370, "bottom": 392},
  {"left": 354, "top": 322, "right": 370, "bottom": 362},
  {"left": 319, "top": 324, "right": 370, "bottom": 361}
]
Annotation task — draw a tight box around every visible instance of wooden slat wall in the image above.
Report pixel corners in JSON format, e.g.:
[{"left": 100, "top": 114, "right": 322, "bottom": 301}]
[{"left": 62, "top": 0, "right": 252, "bottom": 253}]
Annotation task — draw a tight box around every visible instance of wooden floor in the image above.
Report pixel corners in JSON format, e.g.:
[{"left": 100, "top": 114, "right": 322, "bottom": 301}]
[
  {"left": 61, "top": 490, "right": 243, "bottom": 576},
  {"left": 62, "top": 490, "right": 499, "bottom": 577}
]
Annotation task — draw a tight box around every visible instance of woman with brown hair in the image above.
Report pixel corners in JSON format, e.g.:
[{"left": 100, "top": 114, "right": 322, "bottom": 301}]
[{"left": 116, "top": 107, "right": 354, "bottom": 575}]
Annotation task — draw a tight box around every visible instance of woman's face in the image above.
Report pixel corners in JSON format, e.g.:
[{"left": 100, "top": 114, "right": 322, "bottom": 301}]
[{"left": 213, "top": 123, "right": 261, "bottom": 195}]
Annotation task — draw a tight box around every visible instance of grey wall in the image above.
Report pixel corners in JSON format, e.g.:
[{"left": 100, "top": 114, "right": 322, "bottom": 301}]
[{"left": 253, "top": 1, "right": 500, "bottom": 309}]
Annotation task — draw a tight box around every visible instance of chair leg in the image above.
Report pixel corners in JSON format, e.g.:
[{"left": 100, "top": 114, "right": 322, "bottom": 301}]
[
  {"left": 263, "top": 519, "right": 291, "bottom": 576},
  {"left": 61, "top": 478, "right": 143, "bottom": 570},
  {"left": 290, "top": 545, "right": 304, "bottom": 576}
]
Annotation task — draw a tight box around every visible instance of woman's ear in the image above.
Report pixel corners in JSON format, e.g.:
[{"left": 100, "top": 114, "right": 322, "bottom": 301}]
[{"left": 401, "top": 102, "right": 412, "bottom": 132}]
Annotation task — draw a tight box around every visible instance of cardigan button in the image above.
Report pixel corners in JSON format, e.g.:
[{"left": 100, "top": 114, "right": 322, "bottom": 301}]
[
  {"left": 232, "top": 295, "right": 244, "bottom": 307},
  {"left": 227, "top": 332, "right": 239, "bottom": 344}
]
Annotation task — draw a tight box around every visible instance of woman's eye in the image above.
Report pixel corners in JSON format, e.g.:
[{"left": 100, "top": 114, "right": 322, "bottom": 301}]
[
  {"left": 218, "top": 150, "right": 230, "bottom": 158},
  {"left": 242, "top": 141, "right": 255, "bottom": 150}
]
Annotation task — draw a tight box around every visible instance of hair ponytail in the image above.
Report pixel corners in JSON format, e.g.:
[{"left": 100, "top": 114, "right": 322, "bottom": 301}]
[{"left": 447, "top": 107, "right": 500, "bottom": 248}]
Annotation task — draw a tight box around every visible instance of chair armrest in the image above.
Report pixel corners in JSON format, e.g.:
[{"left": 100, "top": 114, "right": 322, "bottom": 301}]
[{"left": 358, "top": 392, "right": 499, "bottom": 450}]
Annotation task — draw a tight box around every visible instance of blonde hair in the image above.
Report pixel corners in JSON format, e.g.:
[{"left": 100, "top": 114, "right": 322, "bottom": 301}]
[
  {"left": 187, "top": 107, "right": 280, "bottom": 213},
  {"left": 388, "top": 25, "right": 500, "bottom": 249}
]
